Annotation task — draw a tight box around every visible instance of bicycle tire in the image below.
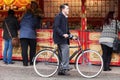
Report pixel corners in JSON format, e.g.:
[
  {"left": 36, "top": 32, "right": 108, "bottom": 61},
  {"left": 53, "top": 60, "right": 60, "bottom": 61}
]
[
  {"left": 76, "top": 49, "right": 103, "bottom": 78},
  {"left": 33, "top": 49, "right": 59, "bottom": 77}
]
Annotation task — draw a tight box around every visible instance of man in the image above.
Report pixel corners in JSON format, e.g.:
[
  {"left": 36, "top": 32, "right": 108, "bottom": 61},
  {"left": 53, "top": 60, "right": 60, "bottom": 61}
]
[{"left": 53, "top": 3, "right": 76, "bottom": 75}]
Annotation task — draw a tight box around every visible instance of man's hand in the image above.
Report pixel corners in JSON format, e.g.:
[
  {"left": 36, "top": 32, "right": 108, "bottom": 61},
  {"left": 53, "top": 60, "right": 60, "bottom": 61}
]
[
  {"left": 63, "top": 34, "right": 69, "bottom": 38},
  {"left": 72, "top": 35, "right": 78, "bottom": 40}
]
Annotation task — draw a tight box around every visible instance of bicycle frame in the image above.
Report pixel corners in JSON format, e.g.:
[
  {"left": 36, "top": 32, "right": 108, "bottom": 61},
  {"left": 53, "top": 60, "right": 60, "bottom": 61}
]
[
  {"left": 34, "top": 38, "right": 89, "bottom": 65},
  {"left": 38, "top": 38, "right": 88, "bottom": 64},
  {"left": 69, "top": 38, "right": 86, "bottom": 68},
  {"left": 69, "top": 38, "right": 82, "bottom": 61}
]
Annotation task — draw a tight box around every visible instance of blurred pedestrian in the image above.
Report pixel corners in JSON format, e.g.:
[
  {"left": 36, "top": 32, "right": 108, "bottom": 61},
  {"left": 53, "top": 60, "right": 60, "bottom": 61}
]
[
  {"left": 20, "top": 8, "right": 40, "bottom": 66},
  {"left": 2, "top": 9, "right": 19, "bottom": 64},
  {"left": 99, "top": 11, "right": 120, "bottom": 71}
]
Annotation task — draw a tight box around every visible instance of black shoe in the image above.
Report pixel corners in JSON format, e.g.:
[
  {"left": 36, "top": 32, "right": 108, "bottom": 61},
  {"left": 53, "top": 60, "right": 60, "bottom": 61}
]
[
  {"left": 58, "top": 70, "right": 70, "bottom": 76},
  {"left": 23, "top": 64, "right": 28, "bottom": 66},
  {"left": 58, "top": 72, "right": 65, "bottom": 75},
  {"left": 23, "top": 63, "right": 28, "bottom": 66},
  {"left": 103, "top": 69, "right": 108, "bottom": 71},
  {"left": 103, "top": 68, "right": 112, "bottom": 71},
  {"left": 30, "top": 63, "right": 33, "bottom": 66},
  {"left": 8, "top": 62, "right": 15, "bottom": 64},
  {"left": 58, "top": 69, "right": 65, "bottom": 75},
  {"left": 3, "top": 62, "right": 8, "bottom": 64},
  {"left": 108, "top": 68, "right": 112, "bottom": 71}
]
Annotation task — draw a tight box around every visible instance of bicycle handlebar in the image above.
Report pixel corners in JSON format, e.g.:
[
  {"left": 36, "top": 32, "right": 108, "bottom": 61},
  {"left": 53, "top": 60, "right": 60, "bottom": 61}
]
[{"left": 71, "top": 35, "right": 82, "bottom": 49}]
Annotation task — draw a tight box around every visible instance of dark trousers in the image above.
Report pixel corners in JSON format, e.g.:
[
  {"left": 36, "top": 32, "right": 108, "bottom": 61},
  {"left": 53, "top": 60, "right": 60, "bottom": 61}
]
[
  {"left": 20, "top": 38, "right": 36, "bottom": 65},
  {"left": 101, "top": 44, "right": 113, "bottom": 69}
]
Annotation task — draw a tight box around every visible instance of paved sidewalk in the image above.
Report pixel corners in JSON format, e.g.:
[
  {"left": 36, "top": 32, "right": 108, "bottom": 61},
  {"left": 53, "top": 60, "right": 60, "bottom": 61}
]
[{"left": 0, "top": 60, "right": 120, "bottom": 80}]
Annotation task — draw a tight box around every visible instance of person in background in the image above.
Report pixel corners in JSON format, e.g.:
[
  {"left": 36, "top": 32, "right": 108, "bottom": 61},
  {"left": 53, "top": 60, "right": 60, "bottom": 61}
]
[
  {"left": 20, "top": 8, "right": 39, "bottom": 66},
  {"left": 31, "top": 1, "right": 43, "bottom": 29},
  {"left": 20, "top": 1, "right": 42, "bottom": 66},
  {"left": 2, "top": 9, "right": 19, "bottom": 64},
  {"left": 53, "top": 3, "right": 76, "bottom": 75},
  {"left": 99, "top": 11, "right": 120, "bottom": 71}
]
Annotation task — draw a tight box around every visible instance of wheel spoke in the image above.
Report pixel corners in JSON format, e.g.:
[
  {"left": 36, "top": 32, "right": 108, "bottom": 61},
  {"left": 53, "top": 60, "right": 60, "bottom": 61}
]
[
  {"left": 76, "top": 50, "right": 103, "bottom": 78},
  {"left": 33, "top": 50, "right": 59, "bottom": 77}
]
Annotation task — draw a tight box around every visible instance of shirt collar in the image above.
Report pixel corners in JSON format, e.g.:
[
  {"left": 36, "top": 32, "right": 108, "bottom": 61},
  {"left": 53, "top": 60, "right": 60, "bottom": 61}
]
[{"left": 62, "top": 12, "right": 68, "bottom": 18}]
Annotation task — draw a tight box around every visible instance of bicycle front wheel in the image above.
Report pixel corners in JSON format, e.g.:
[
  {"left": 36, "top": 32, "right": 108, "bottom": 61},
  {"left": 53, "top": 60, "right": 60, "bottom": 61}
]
[
  {"left": 76, "top": 50, "right": 103, "bottom": 78},
  {"left": 33, "top": 49, "right": 59, "bottom": 77}
]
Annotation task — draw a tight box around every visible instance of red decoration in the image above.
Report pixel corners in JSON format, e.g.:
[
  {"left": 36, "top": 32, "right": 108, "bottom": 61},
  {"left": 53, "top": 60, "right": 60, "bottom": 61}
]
[
  {"left": 13, "top": 0, "right": 30, "bottom": 7},
  {"left": 0, "top": 0, "right": 4, "bottom": 5}
]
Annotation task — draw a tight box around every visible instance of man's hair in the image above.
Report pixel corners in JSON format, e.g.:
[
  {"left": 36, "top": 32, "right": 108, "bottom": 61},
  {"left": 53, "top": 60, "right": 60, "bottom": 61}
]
[
  {"left": 8, "top": 9, "right": 15, "bottom": 16},
  {"left": 31, "top": 1, "right": 38, "bottom": 9},
  {"left": 60, "top": 3, "right": 68, "bottom": 11},
  {"left": 104, "top": 11, "right": 115, "bottom": 25}
]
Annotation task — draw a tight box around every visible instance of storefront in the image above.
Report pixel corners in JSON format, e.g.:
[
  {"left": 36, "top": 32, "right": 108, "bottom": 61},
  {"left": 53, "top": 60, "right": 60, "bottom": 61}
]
[{"left": 0, "top": 0, "right": 120, "bottom": 65}]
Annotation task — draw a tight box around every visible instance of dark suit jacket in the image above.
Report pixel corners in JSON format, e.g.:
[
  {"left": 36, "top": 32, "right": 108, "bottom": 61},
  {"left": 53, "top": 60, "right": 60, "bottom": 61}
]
[{"left": 53, "top": 12, "right": 70, "bottom": 44}]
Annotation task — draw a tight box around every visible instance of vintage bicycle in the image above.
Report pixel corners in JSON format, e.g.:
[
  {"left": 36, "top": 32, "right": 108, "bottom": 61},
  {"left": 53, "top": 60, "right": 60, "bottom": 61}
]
[{"left": 33, "top": 37, "right": 103, "bottom": 78}]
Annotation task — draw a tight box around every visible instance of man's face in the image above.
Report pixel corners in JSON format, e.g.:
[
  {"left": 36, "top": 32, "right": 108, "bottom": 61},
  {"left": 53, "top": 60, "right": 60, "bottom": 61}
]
[{"left": 63, "top": 5, "right": 69, "bottom": 15}]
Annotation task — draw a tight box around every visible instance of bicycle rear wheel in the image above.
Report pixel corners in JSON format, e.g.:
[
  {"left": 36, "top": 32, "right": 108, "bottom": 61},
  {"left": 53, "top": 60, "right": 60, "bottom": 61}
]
[
  {"left": 33, "top": 49, "right": 59, "bottom": 77},
  {"left": 76, "top": 50, "right": 103, "bottom": 78}
]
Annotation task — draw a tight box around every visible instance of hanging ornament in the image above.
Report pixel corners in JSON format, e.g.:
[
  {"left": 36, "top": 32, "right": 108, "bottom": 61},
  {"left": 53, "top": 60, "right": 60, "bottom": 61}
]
[
  {"left": 4, "top": 0, "right": 15, "bottom": 5},
  {"left": 16, "top": 0, "right": 30, "bottom": 6},
  {"left": 0, "top": 0, "right": 4, "bottom": 6},
  {"left": 13, "top": 0, "right": 30, "bottom": 7}
]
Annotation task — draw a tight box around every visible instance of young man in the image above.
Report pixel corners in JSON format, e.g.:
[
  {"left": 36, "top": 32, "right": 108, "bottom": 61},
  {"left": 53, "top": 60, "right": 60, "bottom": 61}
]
[{"left": 53, "top": 3, "right": 76, "bottom": 75}]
